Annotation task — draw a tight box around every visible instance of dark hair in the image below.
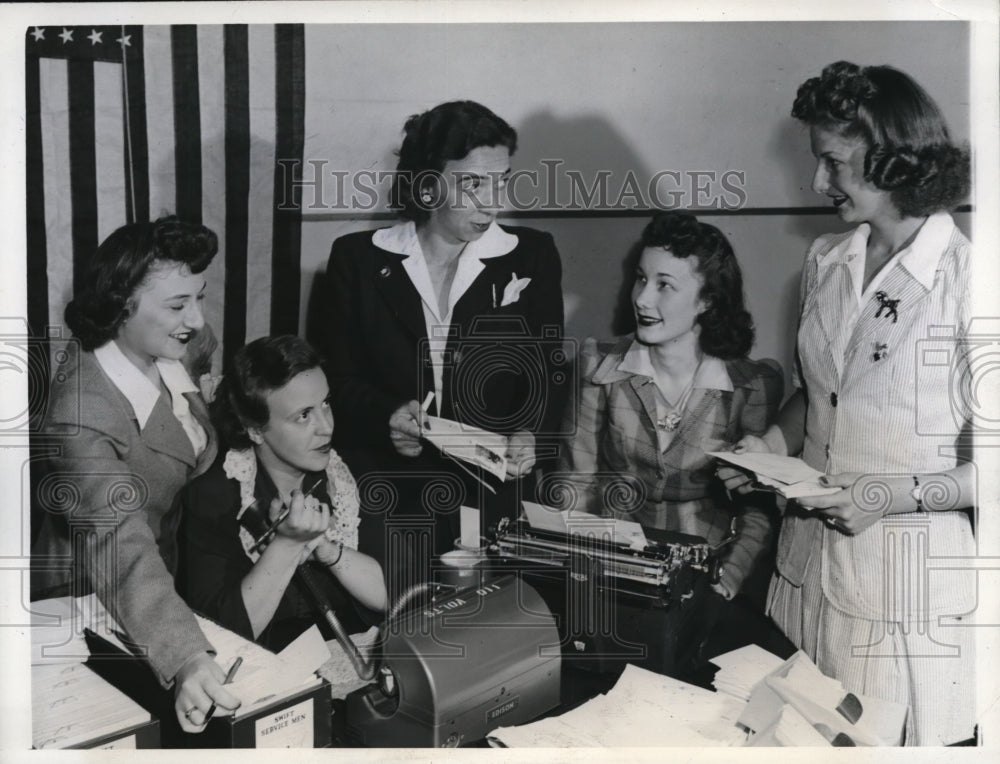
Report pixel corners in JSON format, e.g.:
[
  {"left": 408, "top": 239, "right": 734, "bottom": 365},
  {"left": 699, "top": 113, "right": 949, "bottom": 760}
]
[
  {"left": 212, "top": 335, "right": 324, "bottom": 450},
  {"left": 639, "top": 211, "right": 754, "bottom": 359},
  {"left": 390, "top": 100, "right": 518, "bottom": 225},
  {"left": 64, "top": 216, "right": 217, "bottom": 351},
  {"left": 792, "top": 61, "right": 970, "bottom": 217}
]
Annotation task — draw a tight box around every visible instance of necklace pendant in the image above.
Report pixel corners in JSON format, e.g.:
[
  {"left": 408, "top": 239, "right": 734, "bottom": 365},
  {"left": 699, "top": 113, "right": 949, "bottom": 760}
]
[{"left": 657, "top": 411, "right": 682, "bottom": 432}]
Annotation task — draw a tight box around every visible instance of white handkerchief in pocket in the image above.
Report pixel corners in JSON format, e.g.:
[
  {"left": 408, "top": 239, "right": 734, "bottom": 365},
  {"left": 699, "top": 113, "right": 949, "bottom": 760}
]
[{"left": 501, "top": 273, "right": 532, "bottom": 307}]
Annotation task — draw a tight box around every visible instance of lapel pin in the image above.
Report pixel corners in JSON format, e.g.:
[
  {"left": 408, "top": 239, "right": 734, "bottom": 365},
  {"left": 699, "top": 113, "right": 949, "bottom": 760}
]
[
  {"left": 873, "top": 342, "right": 888, "bottom": 361},
  {"left": 379, "top": 265, "right": 391, "bottom": 278},
  {"left": 874, "top": 291, "right": 899, "bottom": 323}
]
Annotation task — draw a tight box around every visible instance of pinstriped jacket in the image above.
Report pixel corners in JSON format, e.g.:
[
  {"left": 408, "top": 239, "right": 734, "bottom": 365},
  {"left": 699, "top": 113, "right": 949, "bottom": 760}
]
[
  {"left": 775, "top": 212, "right": 975, "bottom": 621},
  {"left": 559, "top": 336, "right": 783, "bottom": 594}
]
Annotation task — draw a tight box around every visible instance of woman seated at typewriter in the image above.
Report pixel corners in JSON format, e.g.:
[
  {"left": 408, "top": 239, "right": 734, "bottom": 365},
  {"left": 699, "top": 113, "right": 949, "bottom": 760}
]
[
  {"left": 174, "top": 335, "right": 386, "bottom": 651},
  {"left": 560, "top": 211, "right": 783, "bottom": 602}
]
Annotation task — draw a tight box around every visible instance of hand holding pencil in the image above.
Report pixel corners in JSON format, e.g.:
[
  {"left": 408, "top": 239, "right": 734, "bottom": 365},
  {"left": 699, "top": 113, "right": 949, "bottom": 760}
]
[{"left": 387, "top": 393, "right": 433, "bottom": 458}]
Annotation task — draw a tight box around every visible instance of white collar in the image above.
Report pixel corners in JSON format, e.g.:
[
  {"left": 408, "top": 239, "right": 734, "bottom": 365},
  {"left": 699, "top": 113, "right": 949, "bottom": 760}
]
[
  {"left": 94, "top": 340, "right": 198, "bottom": 428},
  {"left": 815, "top": 212, "right": 954, "bottom": 292},
  {"left": 372, "top": 219, "right": 518, "bottom": 260},
  {"left": 616, "top": 340, "right": 733, "bottom": 392}
]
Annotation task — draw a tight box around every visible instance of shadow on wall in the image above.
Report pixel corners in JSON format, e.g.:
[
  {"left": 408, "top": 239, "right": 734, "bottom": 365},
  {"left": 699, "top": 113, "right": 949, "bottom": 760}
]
[{"left": 513, "top": 109, "right": 654, "bottom": 346}]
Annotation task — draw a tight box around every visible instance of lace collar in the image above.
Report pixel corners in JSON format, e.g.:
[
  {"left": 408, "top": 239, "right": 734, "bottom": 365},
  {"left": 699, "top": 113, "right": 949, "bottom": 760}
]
[{"left": 223, "top": 447, "right": 361, "bottom": 562}]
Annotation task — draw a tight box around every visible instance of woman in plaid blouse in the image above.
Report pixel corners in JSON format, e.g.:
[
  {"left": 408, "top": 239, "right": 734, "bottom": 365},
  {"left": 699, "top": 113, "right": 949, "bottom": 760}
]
[{"left": 560, "top": 211, "right": 783, "bottom": 601}]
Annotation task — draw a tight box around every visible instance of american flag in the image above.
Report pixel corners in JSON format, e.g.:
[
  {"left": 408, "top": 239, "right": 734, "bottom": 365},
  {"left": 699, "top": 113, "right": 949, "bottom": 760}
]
[{"left": 25, "top": 23, "right": 307, "bottom": 376}]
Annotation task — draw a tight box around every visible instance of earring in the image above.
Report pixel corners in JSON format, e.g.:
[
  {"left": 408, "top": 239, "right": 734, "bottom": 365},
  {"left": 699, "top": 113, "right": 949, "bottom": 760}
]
[{"left": 420, "top": 191, "right": 433, "bottom": 204}]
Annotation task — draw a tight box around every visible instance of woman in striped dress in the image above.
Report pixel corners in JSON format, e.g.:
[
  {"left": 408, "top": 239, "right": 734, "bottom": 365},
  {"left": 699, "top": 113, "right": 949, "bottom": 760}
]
[{"left": 722, "top": 61, "right": 975, "bottom": 745}]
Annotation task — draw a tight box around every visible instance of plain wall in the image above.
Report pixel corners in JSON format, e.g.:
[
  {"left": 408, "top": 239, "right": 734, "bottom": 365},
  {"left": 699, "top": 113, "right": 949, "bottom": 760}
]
[{"left": 298, "top": 21, "right": 970, "bottom": 388}]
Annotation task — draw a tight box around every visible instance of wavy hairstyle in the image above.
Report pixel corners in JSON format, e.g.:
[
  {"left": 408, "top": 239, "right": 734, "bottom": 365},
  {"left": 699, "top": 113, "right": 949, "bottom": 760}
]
[
  {"left": 639, "top": 211, "right": 754, "bottom": 360},
  {"left": 390, "top": 100, "right": 517, "bottom": 225},
  {"left": 212, "top": 335, "right": 325, "bottom": 450},
  {"left": 792, "top": 60, "right": 969, "bottom": 217},
  {"left": 64, "top": 216, "right": 217, "bottom": 351}
]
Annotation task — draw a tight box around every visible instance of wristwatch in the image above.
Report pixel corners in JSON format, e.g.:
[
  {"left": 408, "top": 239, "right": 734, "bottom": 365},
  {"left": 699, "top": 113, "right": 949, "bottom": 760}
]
[{"left": 910, "top": 476, "right": 925, "bottom": 512}]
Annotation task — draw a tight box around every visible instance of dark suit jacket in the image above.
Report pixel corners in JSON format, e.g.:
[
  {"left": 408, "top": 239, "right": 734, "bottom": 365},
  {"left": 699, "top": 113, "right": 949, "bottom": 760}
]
[
  {"left": 31, "top": 349, "right": 217, "bottom": 685},
  {"left": 323, "top": 223, "right": 566, "bottom": 560},
  {"left": 325, "top": 223, "right": 565, "bottom": 446}
]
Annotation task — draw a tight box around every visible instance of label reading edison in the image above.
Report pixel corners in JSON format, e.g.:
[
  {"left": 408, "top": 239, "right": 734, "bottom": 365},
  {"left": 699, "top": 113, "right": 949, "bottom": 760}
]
[{"left": 486, "top": 696, "right": 520, "bottom": 723}]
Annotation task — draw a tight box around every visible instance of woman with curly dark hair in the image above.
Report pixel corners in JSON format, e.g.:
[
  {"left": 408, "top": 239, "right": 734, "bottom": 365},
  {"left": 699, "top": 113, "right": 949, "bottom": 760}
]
[
  {"left": 560, "top": 210, "right": 783, "bottom": 602},
  {"left": 324, "top": 101, "right": 564, "bottom": 590},
  {"left": 31, "top": 216, "right": 241, "bottom": 732},
  {"left": 721, "top": 62, "right": 975, "bottom": 744}
]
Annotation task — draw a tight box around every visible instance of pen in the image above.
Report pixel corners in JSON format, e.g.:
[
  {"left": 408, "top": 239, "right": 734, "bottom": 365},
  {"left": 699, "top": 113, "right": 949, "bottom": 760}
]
[
  {"left": 249, "top": 476, "right": 325, "bottom": 553},
  {"left": 418, "top": 392, "right": 435, "bottom": 435},
  {"left": 204, "top": 656, "right": 243, "bottom": 723}
]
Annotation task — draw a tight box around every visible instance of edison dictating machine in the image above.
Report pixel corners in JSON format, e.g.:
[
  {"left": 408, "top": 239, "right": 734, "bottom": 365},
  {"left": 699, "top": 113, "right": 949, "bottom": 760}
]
[{"left": 345, "top": 574, "right": 560, "bottom": 747}]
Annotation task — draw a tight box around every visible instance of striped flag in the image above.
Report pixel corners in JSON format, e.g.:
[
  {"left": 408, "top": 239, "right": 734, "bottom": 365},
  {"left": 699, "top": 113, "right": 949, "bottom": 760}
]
[{"left": 25, "top": 23, "right": 307, "bottom": 376}]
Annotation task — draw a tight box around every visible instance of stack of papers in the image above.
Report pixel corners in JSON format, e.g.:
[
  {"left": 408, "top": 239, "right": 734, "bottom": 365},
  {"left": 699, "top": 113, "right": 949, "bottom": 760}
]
[
  {"left": 710, "top": 644, "right": 785, "bottom": 701},
  {"left": 31, "top": 594, "right": 121, "bottom": 666},
  {"left": 192, "top": 618, "right": 329, "bottom": 718},
  {"left": 32, "top": 661, "right": 151, "bottom": 749},
  {"left": 92, "top": 614, "right": 330, "bottom": 719},
  {"left": 708, "top": 452, "right": 840, "bottom": 499},
  {"left": 746, "top": 703, "right": 831, "bottom": 747},
  {"left": 491, "top": 664, "right": 747, "bottom": 747},
  {"left": 738, "top": 651, "right": 907, "bottom": 746}
]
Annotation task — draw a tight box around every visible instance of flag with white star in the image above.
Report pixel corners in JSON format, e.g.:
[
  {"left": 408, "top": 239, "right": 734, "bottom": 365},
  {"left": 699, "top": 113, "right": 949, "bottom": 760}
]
[
  {"left": 27, "top": 25, "right": 141, "bottom": 62},
  {"left": 25, "top": 24, "right": 307, "bottom": 386}
]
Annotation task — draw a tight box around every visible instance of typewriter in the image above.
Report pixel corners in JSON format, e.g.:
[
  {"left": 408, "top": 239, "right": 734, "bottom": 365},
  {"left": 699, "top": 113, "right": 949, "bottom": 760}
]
[{"left": 488, "top": 515, "right": 720, "bottom": 676}]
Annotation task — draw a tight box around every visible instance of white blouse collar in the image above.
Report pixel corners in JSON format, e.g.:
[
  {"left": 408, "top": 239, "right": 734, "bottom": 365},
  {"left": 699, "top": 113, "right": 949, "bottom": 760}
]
[
  {"left": 617, "top": 340, "right": 734, "bottom": 392},
  {"left": 372, "top": 219, "right": 518, "bottom": 260},
  {"left": 94, "top": 340, "right": 198, "bottom": 428},
  {"left": 815, "top": 211, "right": 955, "bottom": 292}
]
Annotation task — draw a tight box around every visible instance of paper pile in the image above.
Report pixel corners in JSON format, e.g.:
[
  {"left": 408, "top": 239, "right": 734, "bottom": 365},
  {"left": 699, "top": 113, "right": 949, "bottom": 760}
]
[
  {"left": 193, "top": 617, "right": 330, "bottom": 718},
  {"left": 738, "top": 651, "right": 907, "bottom": 746},
  {"left": 491, "top": 664, "right": 747, "bottom": 747},
  {"left": 31, "top": 594, "right": 121, "bottom": 666},
  {"left": 32, "top": 661, "right": 152, "bottom": 749},
  {"left": 710, "top": 643, "right": 785, "bottom": 701}
]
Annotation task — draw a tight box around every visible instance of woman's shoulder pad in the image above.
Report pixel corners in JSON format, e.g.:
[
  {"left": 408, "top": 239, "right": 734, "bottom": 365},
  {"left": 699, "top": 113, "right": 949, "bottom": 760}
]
[{"left": 728, "top": 356, "right": 783, "bottom": 385}]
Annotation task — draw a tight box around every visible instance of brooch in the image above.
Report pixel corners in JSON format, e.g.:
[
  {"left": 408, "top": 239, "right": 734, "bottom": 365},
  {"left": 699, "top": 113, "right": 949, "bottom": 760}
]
[
  {"left": 656, "top": 412, "right": 683, "bottom": 432},
  {"left": 874, "top": 291, "right": 899, "bottom": 323}
]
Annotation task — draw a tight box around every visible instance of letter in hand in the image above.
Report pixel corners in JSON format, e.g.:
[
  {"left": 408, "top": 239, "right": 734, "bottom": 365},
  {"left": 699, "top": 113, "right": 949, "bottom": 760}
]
[
  {"left": 388, "top": 400, "right": 425, "bottom": 457},
  {"left": 504, "top": 429, "right": 536, "bottom": 480},
  {"left": 173, "top": 652, "right": 241, "bottom": 732},
  {"left": 716, "top": 434, "right": 771, "bottom": 495}
]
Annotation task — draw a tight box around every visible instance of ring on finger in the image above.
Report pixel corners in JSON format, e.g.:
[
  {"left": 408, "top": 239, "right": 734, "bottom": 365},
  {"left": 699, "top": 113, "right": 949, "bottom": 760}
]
[{"left": 183, "top": 706, "right": 198, "bottom": 721}]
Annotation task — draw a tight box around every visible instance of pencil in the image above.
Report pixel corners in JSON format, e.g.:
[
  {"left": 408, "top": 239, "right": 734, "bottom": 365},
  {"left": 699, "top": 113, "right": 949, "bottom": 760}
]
[{"left": 203, "top": 656, "right": 243, "bottom": 723}]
